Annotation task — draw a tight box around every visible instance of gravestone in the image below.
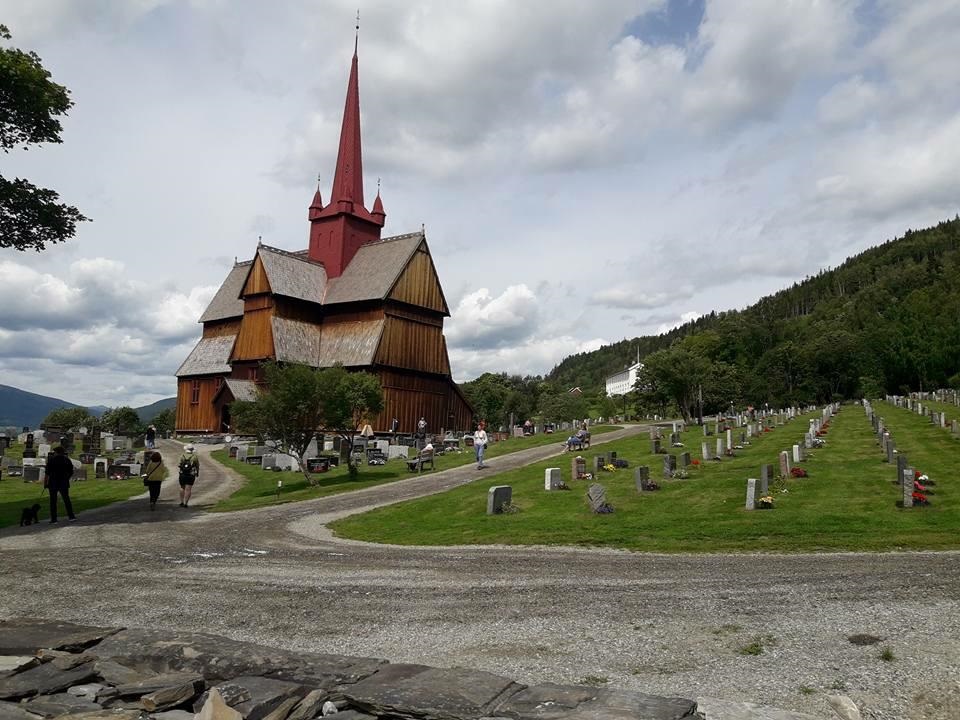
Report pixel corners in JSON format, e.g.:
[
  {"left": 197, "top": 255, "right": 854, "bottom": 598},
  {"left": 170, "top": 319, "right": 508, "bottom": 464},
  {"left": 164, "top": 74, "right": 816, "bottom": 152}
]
[
  {"left": 662, "top": 454, "right": 677, "bottom": 478},
  {"left": 23, "top": 465, "right": 40, "bottom": 482},
  {"left": 745, "top": 478, "right": 757, "bottom": 510},
  {"left": 571, "top": 456, "right": 586, "bottom": 480},
  {"left": 778, "top": 451, "right": 791, "bottom": 477},
  {"left": 22, "top": 449, "right": 37, "bottom": 459},
  {"left": 94, "top": 458, "right": 108, "bottom": 478},
  {"left": 760, "top": 464, "right": 773, "bottom": 495},
  {"left": 953, "top": 420, "right": 959, "bottom": 435},
  {"left": 902, "top": 468, "right": 913, "bottom": 508},
  {"left": 716, "top": 438, "right": 724, "bottom": 457},
  {"left": 593, "top": 455, "right": 605, "bottom": 475},
  {"left": 634, "top": 466, "right": 650, "bottom": 492},
  {"left": 651, "top": 439, "right": 661, "bottom": 454},
  {"left": 792, "top": 444, "right": 801, "bottom": 463},
  {"left": 544, "top": 468, "right": 562, "bottom": 491},
  {"left": 701, "top": 441, "right": 711, "bottom": 461},
  {"left": 885, "top": 439, "right": 895, "bottom": 464},
  {"left": 804, "top": 432, "right": 813, "bottom": 449},
  {"left": 679, "top": 451, "right": 691, "bottom": 467},
  {"left": 79, "top": 453, "right": 95, "bottom": 465},
  {"left": 726, "top": 429, "right": 733, "bottom": 449},
  {"left": 669, "top": 432, "right": 680, "bottom": 445},
  {"left": 587, "top": 483, "right": 613, "bottom": 513},
  {"left": 306, "top": 457, "right": 329, "bottom": 473},
  {"left": 739, "top": 431, "right": 746, "bottom": 445},
  {"left": 486, "top": 485, "right": 512, "bottom": 515},
  {"left": 702, "top": 424, "right": 708, "bottom": 437},
  {"left": 895, "top": 454, "right": 908, "bottom": 485}
]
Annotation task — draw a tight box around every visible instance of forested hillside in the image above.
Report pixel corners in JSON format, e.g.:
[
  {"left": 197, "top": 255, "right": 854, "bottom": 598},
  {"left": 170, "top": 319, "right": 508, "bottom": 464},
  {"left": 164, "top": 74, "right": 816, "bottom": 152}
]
[{"left": 545, "top": 216, "right": 960, "bottom": 419}]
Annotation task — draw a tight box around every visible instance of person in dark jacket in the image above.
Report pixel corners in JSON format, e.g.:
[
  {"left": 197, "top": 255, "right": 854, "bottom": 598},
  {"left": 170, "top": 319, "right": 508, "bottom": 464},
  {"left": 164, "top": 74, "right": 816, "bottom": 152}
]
[
  {"left": 45, "top": 446, "right": 77, "bottom": 523},
  {"left": 142, "top": 451, "right": 164, "bottom": 510}
]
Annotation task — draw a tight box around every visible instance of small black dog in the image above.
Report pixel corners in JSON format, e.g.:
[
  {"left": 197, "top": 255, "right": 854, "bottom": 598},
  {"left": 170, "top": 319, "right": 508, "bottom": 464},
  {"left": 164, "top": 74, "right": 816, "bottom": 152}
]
[{"left": 19, "top": 504, "right": 41, "bottom": 526}]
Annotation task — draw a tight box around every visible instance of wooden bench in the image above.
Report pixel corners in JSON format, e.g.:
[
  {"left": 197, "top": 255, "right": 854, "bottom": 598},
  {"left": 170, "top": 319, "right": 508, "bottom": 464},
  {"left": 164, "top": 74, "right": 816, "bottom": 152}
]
[
  {"left": 565, "top": 433, "right": 591, "bottom": 451},
  {"left": 406, "top": 448, "right": 435, "bottom": 473}
]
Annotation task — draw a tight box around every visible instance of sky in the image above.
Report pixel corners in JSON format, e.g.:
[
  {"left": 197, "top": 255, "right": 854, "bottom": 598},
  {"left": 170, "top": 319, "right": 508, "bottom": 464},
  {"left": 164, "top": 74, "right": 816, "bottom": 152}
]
[{"left": 1, "top": 0, "right": 958, "bottom": 407}]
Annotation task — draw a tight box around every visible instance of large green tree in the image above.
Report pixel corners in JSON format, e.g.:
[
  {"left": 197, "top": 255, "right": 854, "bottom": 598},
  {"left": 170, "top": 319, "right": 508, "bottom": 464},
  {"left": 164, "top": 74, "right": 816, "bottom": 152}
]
[
  {"left": 41, "top": 406, "right": 95, "bottom": 430},
  {"left": 231, "top": 362, "right": 383, "bottom": 482},
  {"left": 100, "top": 406, "right": 142, "bottom": 435},
  {"left": 0, "top": 24, "right": 87, "bottom": 251}
]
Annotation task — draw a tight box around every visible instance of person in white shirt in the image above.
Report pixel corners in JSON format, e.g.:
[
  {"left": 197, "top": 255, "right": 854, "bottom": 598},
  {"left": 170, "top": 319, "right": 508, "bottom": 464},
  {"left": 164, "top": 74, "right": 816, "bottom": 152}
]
[{"left": 474, "top": 420, "right": 489, "bottom": 469}]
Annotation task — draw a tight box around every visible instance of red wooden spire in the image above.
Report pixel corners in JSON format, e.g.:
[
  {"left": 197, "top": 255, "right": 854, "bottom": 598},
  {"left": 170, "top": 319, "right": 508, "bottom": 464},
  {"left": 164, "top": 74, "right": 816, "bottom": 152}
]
[
  {"left": 330, "top": 45, "right": 364, "bottom": 211},
  {"left": 307, "top": 36, "right": 385, "bottom": 277}
]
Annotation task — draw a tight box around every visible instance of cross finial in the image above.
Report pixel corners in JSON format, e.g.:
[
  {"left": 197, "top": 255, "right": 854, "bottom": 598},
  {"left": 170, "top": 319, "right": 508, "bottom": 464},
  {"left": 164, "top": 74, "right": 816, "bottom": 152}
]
[
  {"left": 317, "top": 172, "right": 322, "bottom": 189},
  {"left": 355, "top": 9, "right": 360, "bottom": 52},
  {"left": 377, "top": 176, "right": 381, "bottom": 191}
]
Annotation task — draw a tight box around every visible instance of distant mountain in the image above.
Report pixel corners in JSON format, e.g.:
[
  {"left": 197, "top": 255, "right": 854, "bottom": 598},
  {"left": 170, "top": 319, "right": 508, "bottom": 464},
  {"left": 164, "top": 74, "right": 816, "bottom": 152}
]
[
  {"left": 135, "top": 397, "right": 176, "bottom": 423},
  {"left": 0, "top": 384, "right": 176, "bottom": 429}
]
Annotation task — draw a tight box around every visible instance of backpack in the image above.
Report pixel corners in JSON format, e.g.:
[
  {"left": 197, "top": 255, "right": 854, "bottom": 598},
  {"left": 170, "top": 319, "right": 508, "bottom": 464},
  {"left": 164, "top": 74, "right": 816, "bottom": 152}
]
[{"left": 179, "top": 456, "right": 194, "bottom": 480}]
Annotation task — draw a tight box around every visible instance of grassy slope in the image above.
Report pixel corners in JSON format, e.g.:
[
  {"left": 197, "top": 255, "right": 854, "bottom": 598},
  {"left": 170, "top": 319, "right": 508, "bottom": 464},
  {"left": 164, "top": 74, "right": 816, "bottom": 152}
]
[
  {"left": 210, "top": 427, "right": 619, "bottom": 513},
  {"left": 0, "top": 441, "right": 158, "bottom": 527},
  {"left": 331, "top": 405, "right": 960, "bottom": 552}
]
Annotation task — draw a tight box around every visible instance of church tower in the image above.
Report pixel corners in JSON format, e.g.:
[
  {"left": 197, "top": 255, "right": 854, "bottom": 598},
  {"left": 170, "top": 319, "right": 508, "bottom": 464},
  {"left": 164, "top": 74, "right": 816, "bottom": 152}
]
[{"left": 307, "top": 36, "right": 386, "bottom": 278}]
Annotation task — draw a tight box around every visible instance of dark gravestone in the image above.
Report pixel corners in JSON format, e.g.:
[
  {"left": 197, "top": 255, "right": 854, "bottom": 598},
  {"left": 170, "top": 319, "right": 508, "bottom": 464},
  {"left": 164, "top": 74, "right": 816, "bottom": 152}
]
[
  {"left": 306, "top": 458, "right": 329, "bottom": 473},
  {"left": 662, "top": 454, "right": 677, "bottom": 478},
  {"left": 22, "top": 466, "right": 40, "bottom": 483},
  {"left": 78, "top": 453, "right": 95, "bottom": 465},
  {"left": 22, "top": 450, "right": 36, "bottom": 460},
  {"left": 669, "top": 432, "right": 680, "bottom": 445},
  {"left": 679, "top": 452, "right": 691, "bottom": 467},
  {"left": 896, "top": 454, "right": 908, "bottom": 486},
  {"left": 760, "top": 464, "right": 773, "bottom": 495},
  {"left": 634, "top": 466, "right": 650, "bottom": 492},
  {"left": 24, "top": 433, "right": 34, "bottom": 450},
  {"left": 486, "top": 485, "right": 512, "bottom": 515},
  {"left": 107, "top": 465, "right": 130, "bottom": 480},
  {"left": 229, "top": 446, "right": 238, "bottom": 459},
  {"left": 651, "top": 439, "right": 661, "bottom": 454},
  {"left": 570, "top": 456, "right": 586, "bottom": 480},
  {"left": 592, "top": 455, "right": 605, "bottom": 475},
  {"left": 587, "top": 483, "right": 613, "bottom": 513}
]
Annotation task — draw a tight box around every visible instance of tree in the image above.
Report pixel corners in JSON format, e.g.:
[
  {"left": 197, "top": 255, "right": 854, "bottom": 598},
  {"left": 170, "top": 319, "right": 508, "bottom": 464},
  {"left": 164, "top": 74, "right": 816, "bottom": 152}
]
[
  {"left": 41, "top": 406, "right": 95, "bottom": 430},
  {"left": 100, "top": 406, "right": 142, "bottom": 435},
  {"left": 150, "top": 407, "right": 175, "bottom": 435},
  {"left": 0, "top": 24, "right": 88, "bottom": 251},
  {"left": 231, "top": 362, "right": 383, "bottom": 483}
]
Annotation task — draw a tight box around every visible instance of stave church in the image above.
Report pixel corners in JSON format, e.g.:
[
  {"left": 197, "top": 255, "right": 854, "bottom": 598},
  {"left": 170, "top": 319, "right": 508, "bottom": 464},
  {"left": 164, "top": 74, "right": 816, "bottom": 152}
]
[{"left": 174, "top": 38, "right": 473, "bottom": 436}]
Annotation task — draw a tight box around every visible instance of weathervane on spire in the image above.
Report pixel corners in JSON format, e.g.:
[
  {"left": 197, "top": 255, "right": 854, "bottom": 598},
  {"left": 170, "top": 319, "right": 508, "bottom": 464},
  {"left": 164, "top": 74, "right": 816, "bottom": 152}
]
[{"left": 355, "top": 9, "right": 360, "bottom": 51}]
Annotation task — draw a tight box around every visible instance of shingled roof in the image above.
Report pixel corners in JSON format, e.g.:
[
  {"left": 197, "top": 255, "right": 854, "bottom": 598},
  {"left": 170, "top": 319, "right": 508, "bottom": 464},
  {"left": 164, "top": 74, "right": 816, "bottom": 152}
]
[
  {"left": 317, "top": 319, "right": 384, "bottom": 367},
  {"left": 323, "top": 232, "right": 423, "bottom": 305},
  {"left": 272, "top": 316, "right": 321, "bottom": 365},
  {"left": 256, "top": 246, "right": 327, "bottom": 304},
  {"left": 176, "top": 335, "right": 236, "bottom": 377},
  {"left": 199, "top": 262, "right": 251, "bottom": 323}
]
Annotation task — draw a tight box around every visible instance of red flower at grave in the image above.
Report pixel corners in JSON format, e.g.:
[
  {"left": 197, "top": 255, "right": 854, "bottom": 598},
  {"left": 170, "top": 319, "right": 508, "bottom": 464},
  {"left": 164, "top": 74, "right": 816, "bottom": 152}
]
[
  {"left": 790, "top": 467, "right": 808, "bottom": 478},
  {"left": 912, "top": 491, "right": 928, "bottom": 504},
  {"left": 915, "top": 470, "right": 922, "bottom": 479},
  {"left": 691, "top": 459, "right": 701, "bottom": 466},
  {"left": 763, "top": 427, "right": 772, "bottom": 433}
]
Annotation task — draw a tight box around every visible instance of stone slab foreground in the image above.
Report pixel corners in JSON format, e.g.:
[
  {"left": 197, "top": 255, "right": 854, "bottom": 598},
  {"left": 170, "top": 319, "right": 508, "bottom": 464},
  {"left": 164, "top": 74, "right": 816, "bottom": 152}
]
[{"left": 0, "top": 619, "right": 834, "bottom": 720}]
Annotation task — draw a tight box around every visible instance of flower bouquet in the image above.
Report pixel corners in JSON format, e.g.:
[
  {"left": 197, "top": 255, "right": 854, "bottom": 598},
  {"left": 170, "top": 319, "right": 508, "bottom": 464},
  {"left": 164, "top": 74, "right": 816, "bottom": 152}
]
[
  {"left": 790, "top": 467, "right": 808, "bottom": 478},
  {"left": 757, "top": 495, "right": 774, "bottom": 509}
]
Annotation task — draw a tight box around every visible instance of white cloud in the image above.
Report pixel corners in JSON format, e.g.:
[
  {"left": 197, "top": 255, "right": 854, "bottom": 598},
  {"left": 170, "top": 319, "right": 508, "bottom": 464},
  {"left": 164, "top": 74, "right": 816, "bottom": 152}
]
[{"left": 446, "top": 285, "right": 540, "bottom": 349}]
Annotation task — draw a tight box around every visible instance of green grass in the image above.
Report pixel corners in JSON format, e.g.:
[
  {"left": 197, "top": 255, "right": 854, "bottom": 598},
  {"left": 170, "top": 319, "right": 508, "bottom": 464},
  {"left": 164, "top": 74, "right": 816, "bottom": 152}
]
[
  {"left": 330, "top": 404, "right": 960, "bottom": 552},
  {"left": 0, "top": 444, "right": 157, "bottom": 528},
  {"left": 210, "top": 427, "right": 619, "bottom": 512}
]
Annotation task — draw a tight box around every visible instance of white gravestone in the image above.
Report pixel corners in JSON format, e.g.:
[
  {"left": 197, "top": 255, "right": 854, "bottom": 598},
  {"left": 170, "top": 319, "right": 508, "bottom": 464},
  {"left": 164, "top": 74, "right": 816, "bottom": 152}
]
[
  {"left": 745, "top": 478, "right": 757, "bottom": 510},
  {"left": 544, "top": 467, "right": 562, "bottom": 491}
]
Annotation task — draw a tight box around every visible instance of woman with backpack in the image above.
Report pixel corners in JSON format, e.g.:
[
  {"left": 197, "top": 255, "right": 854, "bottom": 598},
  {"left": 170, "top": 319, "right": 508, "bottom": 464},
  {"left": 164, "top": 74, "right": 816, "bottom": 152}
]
[
  {"left": 141, "top": 451, "right": 164, "bottom": 510},
  {"left": 178, "top": 445, "right": 199, "bottom": 507}
]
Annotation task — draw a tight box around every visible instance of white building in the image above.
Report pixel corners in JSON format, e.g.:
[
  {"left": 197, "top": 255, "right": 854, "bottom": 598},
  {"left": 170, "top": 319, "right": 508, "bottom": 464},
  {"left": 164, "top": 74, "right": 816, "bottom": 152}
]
[{"left": 605, "top": 361, "right": 643, "bottom": 397}]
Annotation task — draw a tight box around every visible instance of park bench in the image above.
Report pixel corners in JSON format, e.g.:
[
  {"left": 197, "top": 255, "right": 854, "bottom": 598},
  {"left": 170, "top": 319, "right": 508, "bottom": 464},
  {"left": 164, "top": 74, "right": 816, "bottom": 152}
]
[
  {"left": 406, "top": 447, "right": 435, "bottom": 473},
  {"left": 564, "top": 432, "right": 591, "bottom": 451}
]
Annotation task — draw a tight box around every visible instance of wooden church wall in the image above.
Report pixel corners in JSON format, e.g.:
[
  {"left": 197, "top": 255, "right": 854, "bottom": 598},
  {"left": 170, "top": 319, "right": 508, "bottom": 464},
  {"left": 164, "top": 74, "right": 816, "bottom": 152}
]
[
  {"left": 175, "top": 377, "right": 220, "bottom": 433},
  {"left": 232, "top": 307, "right": 275, "bottom": 361},
  {"left": 388, "top": 247, "right": 447, "bottom": 313},
  {"left": 375, "top": 370, "right": 472, "bottom": 433},
  {"left": 376, "top": 316, "right": 450, "bottom": 375}
]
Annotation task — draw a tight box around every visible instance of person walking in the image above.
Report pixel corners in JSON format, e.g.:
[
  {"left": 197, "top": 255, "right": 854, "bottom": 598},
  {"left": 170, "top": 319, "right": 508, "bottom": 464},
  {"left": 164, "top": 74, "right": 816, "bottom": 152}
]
[
  {"left": 45, "top": 446, "right": 77, "bottom": 523},
  {"left": 474, "top": 420, "right": 489, "bottom": 470},
  {"left": 141, "top": 451, "right": 164, "bottom": 510},
  {"left": 178, "top": 444, "right": 199, "bottom": 507},
  {"left": 145, "top": 425, "right": 156, "bottom": 449}
]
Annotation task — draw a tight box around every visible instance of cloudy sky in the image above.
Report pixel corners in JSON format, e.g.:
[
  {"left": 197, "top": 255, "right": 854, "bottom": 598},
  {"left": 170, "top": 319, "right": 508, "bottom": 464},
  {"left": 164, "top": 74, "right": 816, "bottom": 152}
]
[{"left": 2, "top": 0, "right": 958, "bottom": 407}]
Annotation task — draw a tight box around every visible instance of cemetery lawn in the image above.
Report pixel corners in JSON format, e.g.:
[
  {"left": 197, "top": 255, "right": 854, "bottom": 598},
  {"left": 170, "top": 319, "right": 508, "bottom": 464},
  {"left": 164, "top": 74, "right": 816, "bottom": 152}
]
[
  {"left": 209, "top": 426, "right": 619, "bottom": 512},
  {"left": 331, "top": 406, "right": 960, "bottom": 553},
  {"left": 0, "top": 473, "right": 155, "bottom": 529}
]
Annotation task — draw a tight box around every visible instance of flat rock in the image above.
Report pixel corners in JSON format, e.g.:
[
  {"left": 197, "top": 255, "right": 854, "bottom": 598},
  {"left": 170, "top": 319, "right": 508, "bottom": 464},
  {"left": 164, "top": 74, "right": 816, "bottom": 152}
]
[
  {"left": 0, "top": 700, "right": 44, "bottom": 720},
  {"left": 224, "top": 676, "right": 308, "bottom": 720},
  {"left": 0, "top": 661, "right": 98, "bottom": 701},
  {"left": 695, "top": 697, "right": 822, "bottom": 720},
  {"left": 286, "top": 689, "right": 327, "bottom": 720},
  {"left": 152, "top": 711, "right": 196, "bottom": 720},
  {"left": 140, "top": 675, "right": 206, "bottom": 712},
  {"left": 495, "top": 682, "right": 597, "bottom": 719},
  {"left": 57, "top": 711, "right": 142, "bottom": 720},
  {"left": 116, "top": 672, "right": 205, "bottom": 699},
  {"left": 345, "top": 664, "right": 522, "bottom": 720},
  {"left": 92, "top": 660, "right": 152, "bottom": 687},
  {"left": 66, "top": 684, "right": 104, "bottom": 699},
  {"left": 0, "top": 658, "right": 38, "bottom": 677},
  {"left": 196, "top": 688, "right": 243, "bottom": 720},
  {"left": 23, "top": 692, "right": 102, "bottom": 717},
  {"left": 95, "top": 629, "right": 384, "bottom": 687},
  {"left": 0, "top": 620, "right": 121, "bottom": 655},
  {"left": 552, "top": 687, "right": 695, "bottom": 720}
]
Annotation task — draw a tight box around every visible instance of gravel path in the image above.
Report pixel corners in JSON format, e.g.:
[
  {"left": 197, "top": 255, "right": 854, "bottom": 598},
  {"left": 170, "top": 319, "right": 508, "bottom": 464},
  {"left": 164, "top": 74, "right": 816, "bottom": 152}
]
[{"left": 1, "top": 433, "right": 958, "bottom": 720}]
